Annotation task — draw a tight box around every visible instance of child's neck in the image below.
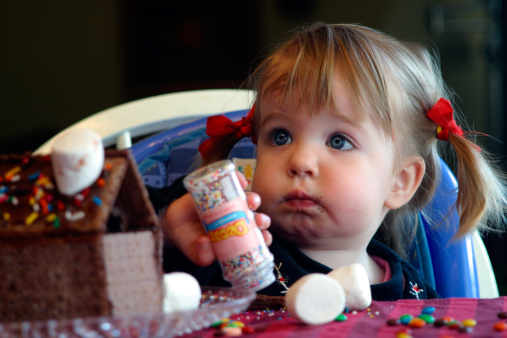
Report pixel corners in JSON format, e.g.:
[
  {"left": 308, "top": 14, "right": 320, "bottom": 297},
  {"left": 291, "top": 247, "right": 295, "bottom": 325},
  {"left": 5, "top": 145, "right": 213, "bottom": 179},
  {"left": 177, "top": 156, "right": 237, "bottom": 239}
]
[{"left": 300, "top": 248, "right": 385, "bottom": 284}]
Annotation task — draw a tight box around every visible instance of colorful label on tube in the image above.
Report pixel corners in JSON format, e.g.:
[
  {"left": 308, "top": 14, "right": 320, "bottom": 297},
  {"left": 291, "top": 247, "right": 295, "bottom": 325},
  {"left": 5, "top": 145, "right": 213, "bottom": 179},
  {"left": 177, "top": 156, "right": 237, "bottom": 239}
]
[{"left": 184, "top": 160, "right": 275, "bottom": 290}]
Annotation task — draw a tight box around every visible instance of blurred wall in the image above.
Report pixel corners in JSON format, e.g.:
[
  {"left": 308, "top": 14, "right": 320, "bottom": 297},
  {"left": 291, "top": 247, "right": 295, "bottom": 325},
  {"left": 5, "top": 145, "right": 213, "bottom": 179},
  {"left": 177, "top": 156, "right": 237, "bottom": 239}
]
[
  {"left": 1, "top": 1, "right": 500, "bottom": 153},
  {"left": 0, "top": 1, "right": 125, "bottom": 154}
]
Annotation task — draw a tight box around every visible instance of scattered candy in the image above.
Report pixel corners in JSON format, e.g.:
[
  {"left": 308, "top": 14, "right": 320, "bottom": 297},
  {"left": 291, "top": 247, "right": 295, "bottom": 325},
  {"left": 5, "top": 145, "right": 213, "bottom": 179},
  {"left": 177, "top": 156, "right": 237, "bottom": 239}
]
[
  {"left": 418, "top": 313, "right": 435, "bottom": 324},
  {"left": 421, "top": 306, "right": 435, "bottom": 314},
  {"left": 447, "top": 320, "right": 463, "bottom": 330},
  {"left": 498, "top": 311, "right": 507, "bottom": 319},
  {"left": 399, "top": 314, "right": 413, "bottom": 325},
  {"left": 408, "top": 317, "right": 426, "bottom": 328},
  {"left": 229, "top": 320, "right": 245, "bottom": 328},
  {"left": 433, "top": 316, "right": 451, "bottom": 327},
  {"left": 335, "top": 313, "right": 347, "bottom": 322},
  {"left": 241, "top": 326, "right": 255, "bottom": 334},
  {"left": 462, "top": 318, "right": 477, "bottom": 327},
  {"left": 396, "top": 328, "right": 412, "bottom": 338},
  {"left": 386, "top": 318, "right": 400, "bottom": 326},
  {"left": 92, "top": 196, "right": 103, "bottom": 206},
  {"left": 210, "top": 300, "right": 507, "bottom": 338},
  {"left": 65, "top": 210, "right": 85, "bottom": 221},
  {"left": 493, "top": 321, "right": 507, "bottom": 331},
  {"left": 25, "top": 212, "right": 38, "bottom": 226},
  {"left": 458, "top": 326, "right": 473, "bottom": 333},
  {"left": 97, "top": 178, "right": 106, "bottom": 187}
]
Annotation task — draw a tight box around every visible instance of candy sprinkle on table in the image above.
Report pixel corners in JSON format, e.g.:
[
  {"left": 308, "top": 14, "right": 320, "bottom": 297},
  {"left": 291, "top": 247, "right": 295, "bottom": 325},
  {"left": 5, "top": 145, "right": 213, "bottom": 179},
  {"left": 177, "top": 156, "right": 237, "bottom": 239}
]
[
  {"left": 421, "top": 306, "right": 435, "bottom": 314},
  {"left": 493, "top": 321, "right": 507, "bottom": 331},
  {"left": 335, "top": 313, "right": 347, "bottom": 322}
]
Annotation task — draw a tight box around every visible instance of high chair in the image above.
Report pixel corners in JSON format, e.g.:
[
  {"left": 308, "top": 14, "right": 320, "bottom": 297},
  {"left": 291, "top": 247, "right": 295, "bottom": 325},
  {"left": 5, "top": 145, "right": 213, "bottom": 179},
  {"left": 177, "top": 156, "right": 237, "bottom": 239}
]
[{"left": 34, "top": 89, "right": 499, "bottom": 298}]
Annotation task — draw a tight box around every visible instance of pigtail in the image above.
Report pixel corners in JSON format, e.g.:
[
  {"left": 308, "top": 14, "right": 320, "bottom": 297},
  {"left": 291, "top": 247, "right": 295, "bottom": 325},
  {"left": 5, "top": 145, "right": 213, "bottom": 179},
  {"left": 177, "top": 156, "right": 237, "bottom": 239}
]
[
  {"left": 447, "top": 133, "right": 507, "bottom": 237},
  {"left": 199, "top": 135, "right": 243, "bottom": 167},
  {"left": 198, "top": 104, "right": 257, "bottom": 167}
]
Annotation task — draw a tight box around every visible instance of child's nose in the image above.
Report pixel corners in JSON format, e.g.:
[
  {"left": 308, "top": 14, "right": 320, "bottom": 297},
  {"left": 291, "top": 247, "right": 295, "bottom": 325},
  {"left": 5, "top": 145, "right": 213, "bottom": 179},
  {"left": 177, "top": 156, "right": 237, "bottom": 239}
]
[{"left": 287, "top": 144, "right": 319, "bottom": 178}]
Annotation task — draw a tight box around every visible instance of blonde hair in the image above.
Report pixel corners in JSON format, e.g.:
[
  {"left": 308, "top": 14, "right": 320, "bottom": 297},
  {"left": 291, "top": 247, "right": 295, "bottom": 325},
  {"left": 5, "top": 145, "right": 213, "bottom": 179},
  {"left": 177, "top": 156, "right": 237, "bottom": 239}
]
[{"left": 205, "top": 23, "right": 507, "bottom": 257}]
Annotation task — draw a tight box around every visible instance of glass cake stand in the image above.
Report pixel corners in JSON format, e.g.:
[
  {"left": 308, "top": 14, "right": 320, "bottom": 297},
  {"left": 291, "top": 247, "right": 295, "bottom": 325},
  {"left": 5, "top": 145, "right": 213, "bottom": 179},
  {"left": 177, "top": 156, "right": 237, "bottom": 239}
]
[{"left": 0, "top": 287, "right": 256, "bottom": 338}]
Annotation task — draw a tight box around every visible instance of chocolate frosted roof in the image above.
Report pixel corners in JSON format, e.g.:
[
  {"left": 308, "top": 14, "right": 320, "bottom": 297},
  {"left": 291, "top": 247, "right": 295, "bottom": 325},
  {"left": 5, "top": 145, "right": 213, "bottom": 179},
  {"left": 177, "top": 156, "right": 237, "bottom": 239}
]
[{"left": 0, "top": 150, "right": 158, "bottom": 238}]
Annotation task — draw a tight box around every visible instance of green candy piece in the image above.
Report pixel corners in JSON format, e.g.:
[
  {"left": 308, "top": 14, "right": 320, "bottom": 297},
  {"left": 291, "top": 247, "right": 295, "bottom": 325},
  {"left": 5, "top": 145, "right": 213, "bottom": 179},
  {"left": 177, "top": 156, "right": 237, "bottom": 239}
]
[
  {"left": 419, "top": 314, "right": 435, "bottom": 323},
  {"left": 335, "top": 314, "right": 348, "bottom": 322},
  {"left": 399, "top": 314, "right": 413, "bottom": 325}
]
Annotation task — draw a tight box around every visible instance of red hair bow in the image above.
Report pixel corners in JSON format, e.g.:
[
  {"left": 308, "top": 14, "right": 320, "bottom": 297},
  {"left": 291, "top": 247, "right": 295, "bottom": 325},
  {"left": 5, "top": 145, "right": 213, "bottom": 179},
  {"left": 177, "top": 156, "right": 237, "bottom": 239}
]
[
  {"left": 198, "top": 104, "right": 256, "bottom": 158},
  {"left": 426, "top": 98, "right": 463, "bottom": 141}
]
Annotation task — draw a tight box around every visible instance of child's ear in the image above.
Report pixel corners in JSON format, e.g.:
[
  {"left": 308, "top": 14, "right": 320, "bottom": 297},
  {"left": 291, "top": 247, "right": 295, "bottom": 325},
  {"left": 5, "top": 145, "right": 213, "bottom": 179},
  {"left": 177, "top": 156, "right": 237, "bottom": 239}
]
[{"left": 385, "top": 155, "right": 425, "bottom": 210}]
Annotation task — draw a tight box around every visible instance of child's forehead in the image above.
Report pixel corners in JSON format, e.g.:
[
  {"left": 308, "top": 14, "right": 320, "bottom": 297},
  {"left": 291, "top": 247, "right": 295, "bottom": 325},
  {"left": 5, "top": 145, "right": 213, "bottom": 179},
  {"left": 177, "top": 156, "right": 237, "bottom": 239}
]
[{"left": 258, "top": 86, "right": 367, "bottom": 125}]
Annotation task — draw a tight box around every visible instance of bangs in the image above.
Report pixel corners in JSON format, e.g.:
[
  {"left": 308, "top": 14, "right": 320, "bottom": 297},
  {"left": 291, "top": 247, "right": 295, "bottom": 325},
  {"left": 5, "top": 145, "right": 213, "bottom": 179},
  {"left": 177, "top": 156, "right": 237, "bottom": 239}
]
[{"left": 251, "top": 23, "right": 393, "bottom": 136}]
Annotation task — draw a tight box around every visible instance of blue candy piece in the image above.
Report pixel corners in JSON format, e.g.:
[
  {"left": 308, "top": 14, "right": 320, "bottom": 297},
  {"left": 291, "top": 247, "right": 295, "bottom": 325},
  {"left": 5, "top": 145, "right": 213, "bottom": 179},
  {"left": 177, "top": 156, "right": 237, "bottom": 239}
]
[
  {"left": 421, "top": 306, "right": 435, "bottom": 314},
  {"left": 399, "top": 314, "right": 413, "bottom": 325}
]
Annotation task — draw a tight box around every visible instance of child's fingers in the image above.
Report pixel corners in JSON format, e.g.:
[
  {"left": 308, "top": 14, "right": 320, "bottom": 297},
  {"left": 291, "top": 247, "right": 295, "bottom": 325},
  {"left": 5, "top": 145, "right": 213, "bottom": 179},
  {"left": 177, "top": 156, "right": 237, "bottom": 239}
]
[
  {"left": 163, "top": 194, "right": 216, "bottom": 266},
  {"left": 194, "top": 236, "right": 216, "bottom": 266},
  {"left": 261, "top": 229, "right": 273, "bottom": 246},
  {"left": 236, "top": 171, "right": 248, "bottom": 189},
  {"left": 246, "top": 192, "right": 261, "bottom": 211},
  {"left": 255, "top": 212, "right": 271, "bottom": 230},
  {"left": 255, "top": 212, "right": 272, "bottom": 245}
]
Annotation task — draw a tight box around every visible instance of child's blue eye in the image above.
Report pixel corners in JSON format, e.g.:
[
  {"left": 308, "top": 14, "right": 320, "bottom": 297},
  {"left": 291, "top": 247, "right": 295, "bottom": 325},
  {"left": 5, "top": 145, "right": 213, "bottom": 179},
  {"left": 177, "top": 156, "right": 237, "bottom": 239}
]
[
  {"left": 270, "top": 129, "right": 292, "bottom": 146},
  {"left": 329, "top": 134, "right": 353, "bottom": 150}
]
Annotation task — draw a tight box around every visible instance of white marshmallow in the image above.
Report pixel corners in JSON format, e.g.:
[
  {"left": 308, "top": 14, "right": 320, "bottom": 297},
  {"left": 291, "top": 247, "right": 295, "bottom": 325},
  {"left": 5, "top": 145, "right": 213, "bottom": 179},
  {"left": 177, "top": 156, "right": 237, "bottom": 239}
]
[
  {"left": 285, "top": 273, "right": 345, "bottom": 325},
  {"left": 327, "top": 263, "right": 371, "bottom": 311},
  {"left": 51, "top": 129, "right": 104, "bottom": 196},
  {"left": 162, "top": 272, "right": 201, "bottom": 314}
]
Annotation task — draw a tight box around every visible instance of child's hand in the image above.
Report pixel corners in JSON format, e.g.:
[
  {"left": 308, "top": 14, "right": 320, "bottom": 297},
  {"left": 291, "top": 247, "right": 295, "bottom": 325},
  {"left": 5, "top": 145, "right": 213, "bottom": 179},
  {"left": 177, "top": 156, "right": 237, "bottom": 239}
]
[{"left": 162, "top": 172, "right": 272, "bottom": 267}]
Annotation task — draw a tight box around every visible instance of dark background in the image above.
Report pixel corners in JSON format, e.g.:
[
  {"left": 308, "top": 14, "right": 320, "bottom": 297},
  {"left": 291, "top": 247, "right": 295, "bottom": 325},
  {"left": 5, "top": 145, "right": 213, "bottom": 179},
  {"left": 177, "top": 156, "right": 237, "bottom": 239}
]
[{"left": 1, "top": 0, "right": 506, "bottom": 295}]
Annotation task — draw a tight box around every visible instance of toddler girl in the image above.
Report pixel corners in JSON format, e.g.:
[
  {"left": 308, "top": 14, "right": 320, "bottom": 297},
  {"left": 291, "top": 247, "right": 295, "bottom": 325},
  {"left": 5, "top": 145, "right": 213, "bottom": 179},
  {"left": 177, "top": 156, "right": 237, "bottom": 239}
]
[{"left": 157, "top": 23, "right": 506, "bottom": 300}]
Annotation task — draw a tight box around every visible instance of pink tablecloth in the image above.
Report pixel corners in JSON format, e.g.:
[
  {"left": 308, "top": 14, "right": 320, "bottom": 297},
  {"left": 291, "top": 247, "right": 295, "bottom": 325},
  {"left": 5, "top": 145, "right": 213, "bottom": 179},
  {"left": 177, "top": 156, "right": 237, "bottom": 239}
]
[{"left": 185, "top": 297, "right": 507, "bottom": 337}]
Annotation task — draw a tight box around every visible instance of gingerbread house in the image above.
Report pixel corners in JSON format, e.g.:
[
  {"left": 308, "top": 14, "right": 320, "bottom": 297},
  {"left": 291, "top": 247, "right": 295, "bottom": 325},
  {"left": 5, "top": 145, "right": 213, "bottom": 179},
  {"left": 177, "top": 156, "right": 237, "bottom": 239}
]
[{"left": 0, "top": 149, "right": 162, "bottom": 322}]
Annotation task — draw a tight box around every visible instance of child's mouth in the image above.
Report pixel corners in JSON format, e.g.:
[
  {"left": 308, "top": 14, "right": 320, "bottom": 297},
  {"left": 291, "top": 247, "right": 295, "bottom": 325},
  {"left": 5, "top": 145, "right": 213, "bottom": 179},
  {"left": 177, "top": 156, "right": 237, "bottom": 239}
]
[{"left": 283, "top": 190, "right": 318, "bottom": 210}]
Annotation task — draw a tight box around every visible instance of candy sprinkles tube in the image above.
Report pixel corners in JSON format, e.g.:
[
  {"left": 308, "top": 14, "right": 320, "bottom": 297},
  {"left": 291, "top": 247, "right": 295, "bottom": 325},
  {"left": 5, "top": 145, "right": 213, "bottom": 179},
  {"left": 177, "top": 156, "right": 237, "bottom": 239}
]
[{"left": 184, "top": 160, "right": 275, "bottom": 291}]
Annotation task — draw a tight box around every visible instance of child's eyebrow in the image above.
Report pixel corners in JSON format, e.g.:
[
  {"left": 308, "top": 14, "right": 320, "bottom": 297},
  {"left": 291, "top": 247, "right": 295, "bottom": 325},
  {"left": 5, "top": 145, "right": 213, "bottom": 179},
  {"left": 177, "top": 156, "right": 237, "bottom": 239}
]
[
  {"left": 259, "top": 111, "right": 286, "bottom": 128},
  {"left": 260, "top": 109, "right": 367, "bottom": 134}
]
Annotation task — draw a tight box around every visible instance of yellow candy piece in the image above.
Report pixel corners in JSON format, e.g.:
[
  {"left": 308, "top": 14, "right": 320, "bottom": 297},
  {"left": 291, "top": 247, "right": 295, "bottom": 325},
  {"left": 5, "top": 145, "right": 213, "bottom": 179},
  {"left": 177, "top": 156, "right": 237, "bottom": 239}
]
[
  {"left": 230, "top": 321, "right": 245, "bottom": 328},
  {"left": 25, "top": 212, "right": 38, "bottom": 226},
  {"left": 396, "top": 333, "right": 412, "bottom": 338},
  {"left": 462, "top": 319, "right": 477, "bottom": 327}
]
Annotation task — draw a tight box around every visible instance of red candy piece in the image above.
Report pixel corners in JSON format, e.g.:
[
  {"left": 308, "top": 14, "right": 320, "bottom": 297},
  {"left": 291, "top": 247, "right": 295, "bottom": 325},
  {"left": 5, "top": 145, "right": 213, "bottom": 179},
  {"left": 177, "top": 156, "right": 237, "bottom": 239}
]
[
  {"left": 81, "top": 187, "right": 91, "bottom": 197},
  {"left": 448, "top": 321, "right": 463, "bottom": 330},
  {"left": 56, "top": 200, "right": 65, "bottom": 211},
  {"left": 408, "top": 318, "right": 426, "bottom": 328},
  {"left": 73, "top": 198, "right": 82, "bottom": 207},
  {"left": 96, "top": 178, "right": 106, "bottom": 187},
  {"left": 493, "top": 321, "right": 507, "bottom": 331},
  {"left": 242, "top": 326, "right": 255, "bottom": 334}
]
